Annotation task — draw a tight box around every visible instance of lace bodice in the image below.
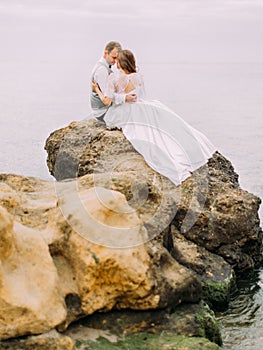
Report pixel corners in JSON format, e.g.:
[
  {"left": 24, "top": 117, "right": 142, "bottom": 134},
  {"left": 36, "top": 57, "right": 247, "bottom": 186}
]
[{"left": 105, "top": 71, "right": 146, "bottom": 101}]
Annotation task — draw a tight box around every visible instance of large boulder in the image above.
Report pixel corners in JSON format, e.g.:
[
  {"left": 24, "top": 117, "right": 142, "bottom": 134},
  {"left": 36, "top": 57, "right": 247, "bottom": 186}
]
[
  {"left": 0, "top": 117, "right": 261, "bottom": 348},
  {"left": 0, "top": 174, "right": 201, "bottom": 340},
  {"left": 0, "top": 204, "right": 66, "bottom": 340},
  {"left": 45, "top": 118, "right": 262, "bottom": 273}
]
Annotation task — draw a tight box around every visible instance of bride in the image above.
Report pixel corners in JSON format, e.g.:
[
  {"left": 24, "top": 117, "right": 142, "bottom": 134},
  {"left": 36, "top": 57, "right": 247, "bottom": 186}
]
[{"left": 92, "top": 49, "right": 217, "bottom": 186}]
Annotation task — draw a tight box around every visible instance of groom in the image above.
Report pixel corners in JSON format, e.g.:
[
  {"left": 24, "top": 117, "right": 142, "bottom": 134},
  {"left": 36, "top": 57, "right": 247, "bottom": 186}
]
[{"left": 90, "top": 41, "right": 137, "bottom": 123}]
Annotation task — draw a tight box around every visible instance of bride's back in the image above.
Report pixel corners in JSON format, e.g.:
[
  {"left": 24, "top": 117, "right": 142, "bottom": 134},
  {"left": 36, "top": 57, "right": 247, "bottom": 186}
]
[
  {"left": 107, "top": 71, "right": 145, "bottom": 99},
  {"left": 124, "top": 79, "right": 136, "bottom": 94}
]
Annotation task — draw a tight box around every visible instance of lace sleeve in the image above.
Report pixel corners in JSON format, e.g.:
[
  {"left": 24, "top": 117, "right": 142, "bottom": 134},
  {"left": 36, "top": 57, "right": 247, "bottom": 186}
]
[{"left": 104, "top": 72, "right": 126, "bottom": 105}]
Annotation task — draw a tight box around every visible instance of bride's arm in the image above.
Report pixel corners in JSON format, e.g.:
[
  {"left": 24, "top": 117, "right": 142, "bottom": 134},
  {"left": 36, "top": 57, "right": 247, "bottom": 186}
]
[
  {"left": 113, "top": 92, "right": 137, "bottom": 104},
  {"left": 106, "top": 73, "right": 137, "bottom": 104},
  {"left": 92, "top": 73, "right": 137, "bottom": 106}
]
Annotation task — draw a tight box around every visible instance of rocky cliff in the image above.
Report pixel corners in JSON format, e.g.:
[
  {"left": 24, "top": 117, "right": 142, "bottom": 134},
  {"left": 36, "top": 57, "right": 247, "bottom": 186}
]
[
  {"left": 45, "top": 118, "right": 262, "bottom": 273},
  {"left": 0, "top": 118, "right": 261, "bottom": 349}
]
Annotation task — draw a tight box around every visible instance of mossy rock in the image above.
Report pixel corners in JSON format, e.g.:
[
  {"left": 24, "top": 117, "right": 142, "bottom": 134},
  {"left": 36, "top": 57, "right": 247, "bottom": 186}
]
[
  {"left": 66, "top": 302, "right": 222, "bottom": 346},
  {"left": 74, "top": 332, "right": 221, "bottom": 350},
  {"left": 202, "top": 277, "right": 236, "bottom": 309},
  {"left": 193, "top": 303, "right": 222, "bottom": 345}
]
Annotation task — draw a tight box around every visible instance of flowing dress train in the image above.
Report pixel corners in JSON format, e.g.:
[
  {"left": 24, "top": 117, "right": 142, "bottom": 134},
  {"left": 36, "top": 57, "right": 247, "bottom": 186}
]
[{"left": 103, "top": 71, "right": 216, "bottom": 186}]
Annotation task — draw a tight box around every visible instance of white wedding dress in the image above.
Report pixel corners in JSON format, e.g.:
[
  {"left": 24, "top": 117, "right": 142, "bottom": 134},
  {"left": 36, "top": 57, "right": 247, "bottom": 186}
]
[{"left": 103, "top": 71, "right": 217, "bottom": 186}]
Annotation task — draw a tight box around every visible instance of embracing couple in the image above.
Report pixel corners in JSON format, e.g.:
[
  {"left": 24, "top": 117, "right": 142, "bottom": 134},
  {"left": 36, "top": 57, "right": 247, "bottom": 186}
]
[{"left": 90, "top": 41, "right": 217, "bottom": 186}]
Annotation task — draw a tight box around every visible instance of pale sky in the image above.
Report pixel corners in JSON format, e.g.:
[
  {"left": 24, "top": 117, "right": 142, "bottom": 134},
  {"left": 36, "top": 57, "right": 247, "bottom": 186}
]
[{"left": 0, "top": 0, "right": 263, "bottom": 64}]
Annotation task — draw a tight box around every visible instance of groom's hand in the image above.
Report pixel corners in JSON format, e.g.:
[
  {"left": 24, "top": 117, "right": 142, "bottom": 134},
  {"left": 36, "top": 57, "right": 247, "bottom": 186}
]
[
  {"left": 92, "top": 80, "right": 99, "bottom": 92},
  {"left": 125, "top": 94, "right": 137, "bottom": 103}
]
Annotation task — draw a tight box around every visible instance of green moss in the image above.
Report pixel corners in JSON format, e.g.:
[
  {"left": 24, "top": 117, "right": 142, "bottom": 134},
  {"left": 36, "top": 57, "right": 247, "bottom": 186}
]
[
  {"left": 75, "top": 332, "right": 222, "bottom": 350},
  {"left": 202, "top": 277, "right": 235, "bottom": 308},
  {"left": 195, "top": 303, "right": 222, "bottom": 345}
]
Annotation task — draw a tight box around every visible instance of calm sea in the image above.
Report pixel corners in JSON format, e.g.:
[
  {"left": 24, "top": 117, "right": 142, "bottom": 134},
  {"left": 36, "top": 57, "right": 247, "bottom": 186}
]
[{"left": 0, "top": 1, "right": 262, "bottom": 348}]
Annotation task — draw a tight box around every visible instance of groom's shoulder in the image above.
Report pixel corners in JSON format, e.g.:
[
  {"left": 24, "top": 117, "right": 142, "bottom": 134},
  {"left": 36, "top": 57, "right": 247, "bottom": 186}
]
[{"left": 92, "top": 62, "right": 108, "bottom": 77}]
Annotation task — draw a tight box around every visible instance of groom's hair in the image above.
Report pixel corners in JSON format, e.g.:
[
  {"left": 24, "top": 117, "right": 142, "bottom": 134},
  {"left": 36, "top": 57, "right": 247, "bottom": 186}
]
[{"left": 105, "top": 41, "right": 122, "bottom": 54}]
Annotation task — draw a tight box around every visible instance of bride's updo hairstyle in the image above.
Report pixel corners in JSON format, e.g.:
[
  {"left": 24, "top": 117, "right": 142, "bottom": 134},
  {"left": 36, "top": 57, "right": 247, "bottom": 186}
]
[{"left": 118, "top": 49, "right": 137, "bottom": 74}]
